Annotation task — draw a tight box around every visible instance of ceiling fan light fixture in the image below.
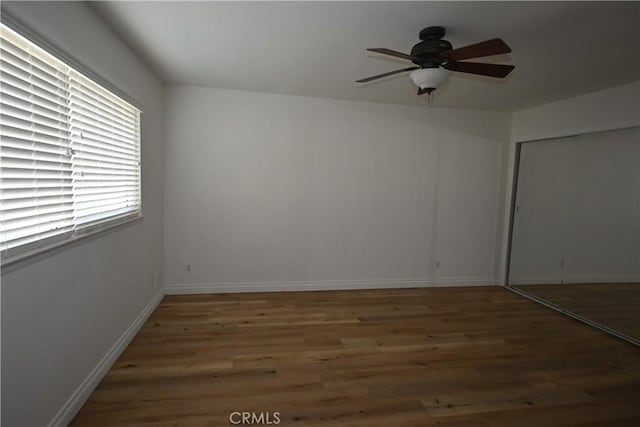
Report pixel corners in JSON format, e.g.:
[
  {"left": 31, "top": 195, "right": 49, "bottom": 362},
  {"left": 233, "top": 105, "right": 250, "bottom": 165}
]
[
  {"left": 410, "top": 67, "right": 450, "bottom": 91},
  {"left": 357, "top": 27, "right": 513, "bottom": 96}
]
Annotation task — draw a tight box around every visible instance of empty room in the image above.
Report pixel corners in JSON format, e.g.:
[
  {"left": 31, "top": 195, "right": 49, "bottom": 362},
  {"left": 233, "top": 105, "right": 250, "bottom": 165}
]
[{"left": 1, "top": 1, "right": 640, "bottom": 426}]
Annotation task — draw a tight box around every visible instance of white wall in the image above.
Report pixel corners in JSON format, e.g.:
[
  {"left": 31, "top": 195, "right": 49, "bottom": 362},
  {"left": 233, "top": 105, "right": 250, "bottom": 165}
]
[
  {"left": 511, "top": 81, "right": 640, "bottom": 143},
  {"left": 499, "top": 81, "right": 640, "bottom": 284},
  {"left": 0, "top": 2, "right": 164, "bottom": 426},
  {"left": 164, "top": 86, "right": 510, "bottom": 293}
]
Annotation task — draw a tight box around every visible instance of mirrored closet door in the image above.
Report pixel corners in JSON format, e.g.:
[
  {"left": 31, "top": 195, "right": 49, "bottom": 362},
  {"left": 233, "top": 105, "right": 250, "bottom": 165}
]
[{"left": 508, "top": 126, "right": 640, "bottom": 343}]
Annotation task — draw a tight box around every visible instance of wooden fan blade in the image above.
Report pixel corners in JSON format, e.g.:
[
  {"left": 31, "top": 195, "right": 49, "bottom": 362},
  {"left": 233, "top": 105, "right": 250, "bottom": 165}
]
[
  {"left": 356, "top": 66, "right": 418, "bottom": 83},
  {"left": 445, "top": 61, "right": 515, "bottom": 78},
  {"left": 440, "top": 38, "right": 511, "bottom": 61},
  {"left": 367, "top": 48, "right": 423, "bottom": 62}
]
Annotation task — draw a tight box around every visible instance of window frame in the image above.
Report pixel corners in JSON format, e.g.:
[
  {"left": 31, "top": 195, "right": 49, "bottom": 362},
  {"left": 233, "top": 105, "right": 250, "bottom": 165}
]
[{"left": 0, "top": 16, "right": 144, "bottom": 269}]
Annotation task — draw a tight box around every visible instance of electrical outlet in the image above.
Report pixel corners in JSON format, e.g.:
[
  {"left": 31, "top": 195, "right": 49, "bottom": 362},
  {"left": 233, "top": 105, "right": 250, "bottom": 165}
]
[{"left": 186, "top": 264, "right": 192, "bottom": 274}]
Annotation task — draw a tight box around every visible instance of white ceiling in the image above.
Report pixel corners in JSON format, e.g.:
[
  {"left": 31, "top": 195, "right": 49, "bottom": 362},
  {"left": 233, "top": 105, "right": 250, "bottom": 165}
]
[{"left": 92, "top": 1, "right": 640, "bottom": 111}]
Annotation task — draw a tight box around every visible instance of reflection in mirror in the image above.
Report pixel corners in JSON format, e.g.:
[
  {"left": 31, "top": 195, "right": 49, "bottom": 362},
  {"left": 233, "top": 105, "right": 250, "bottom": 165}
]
[{"left": 509, "top": 127, "right": 640, "bottom": 343}]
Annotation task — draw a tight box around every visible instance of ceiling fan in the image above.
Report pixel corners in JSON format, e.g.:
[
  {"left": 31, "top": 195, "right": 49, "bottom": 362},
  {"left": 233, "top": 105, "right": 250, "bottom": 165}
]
[{"left": 357, "top": 26, "right": 514, "bottom": 95}]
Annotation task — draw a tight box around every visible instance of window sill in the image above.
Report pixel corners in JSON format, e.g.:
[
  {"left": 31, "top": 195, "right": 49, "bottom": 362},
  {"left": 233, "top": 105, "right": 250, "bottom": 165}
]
[{"left": 1, "top": 215, "right": 145, "bottom": 275}]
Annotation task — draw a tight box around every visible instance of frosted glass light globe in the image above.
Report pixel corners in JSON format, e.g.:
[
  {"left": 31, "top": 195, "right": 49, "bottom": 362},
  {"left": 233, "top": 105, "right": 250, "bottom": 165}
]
[{"left": 410, "top": 68, "right": 451, "bottom": 90}]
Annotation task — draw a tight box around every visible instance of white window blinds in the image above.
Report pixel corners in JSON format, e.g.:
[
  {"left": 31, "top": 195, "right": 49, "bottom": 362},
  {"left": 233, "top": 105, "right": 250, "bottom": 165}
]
[
  {"left": 0, "top": 24, "right": 141, "bottom": 262},
  {"left": 68, "top": 72, "right": 140, "bottom": 226}
]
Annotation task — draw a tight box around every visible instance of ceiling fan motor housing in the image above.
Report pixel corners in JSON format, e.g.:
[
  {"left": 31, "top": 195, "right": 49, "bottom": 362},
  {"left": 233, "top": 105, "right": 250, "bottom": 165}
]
[
  {"left": 419, "top": 26, "right": 446, "bottom": 41},
  {"left": 411, "top": 26, "right": 452, "bottom": 67},
  {"left": 410, "top": 40, "right": 452, "bottom": 67}
]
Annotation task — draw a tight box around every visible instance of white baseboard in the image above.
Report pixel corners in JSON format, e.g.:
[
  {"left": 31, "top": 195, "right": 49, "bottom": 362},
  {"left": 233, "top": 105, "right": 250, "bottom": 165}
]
[
  {"left": 511, "top": 276, "right": 640, "bottom": 286},
  {"left": 166, "top": 278, "right": 496, "bottom": 295},
  {"left": 509, "top": 278, "right": 565, "bottom": 285},
  {"left": 48, "top": 288, "right": 165, "bottom": 427},
  {"left": 560, "top": 275, "right": 640, "bottom": 284}
]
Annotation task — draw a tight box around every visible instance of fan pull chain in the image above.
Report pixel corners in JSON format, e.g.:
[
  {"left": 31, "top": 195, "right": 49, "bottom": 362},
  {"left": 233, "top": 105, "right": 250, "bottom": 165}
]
[{"left": 428, "top": 92, "right": 433, "bottom": 107}]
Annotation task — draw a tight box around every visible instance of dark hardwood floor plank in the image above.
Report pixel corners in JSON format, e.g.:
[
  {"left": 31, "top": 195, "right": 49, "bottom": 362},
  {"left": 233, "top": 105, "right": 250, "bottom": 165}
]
[{"left": 71, "top": 287, "right": 640, "bottom": 426}]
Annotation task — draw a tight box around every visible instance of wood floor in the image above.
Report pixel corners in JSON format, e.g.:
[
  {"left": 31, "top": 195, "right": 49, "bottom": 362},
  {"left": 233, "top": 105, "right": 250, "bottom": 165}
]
[
  {"left": 71, "top": 287, "right": 640, "bottom": 426},
  {"left": 516, "top": 283, "right": 640, "bottom": 340}
]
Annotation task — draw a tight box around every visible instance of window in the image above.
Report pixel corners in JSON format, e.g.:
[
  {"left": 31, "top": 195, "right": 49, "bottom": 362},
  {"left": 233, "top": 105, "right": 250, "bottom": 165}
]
[{"left": 0, "top": 23, "right": 141, "bottom": 263}]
